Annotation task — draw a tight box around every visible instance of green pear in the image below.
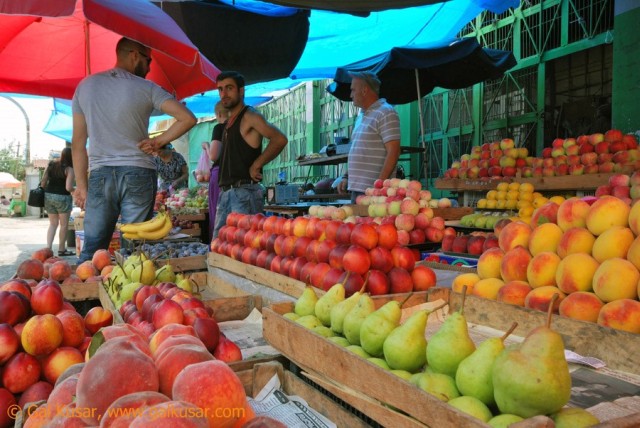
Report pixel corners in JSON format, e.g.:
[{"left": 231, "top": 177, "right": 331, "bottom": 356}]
[
  {"left": 155, "top": 264, "right": 176, "bottom": 283},
  {"left": 330, "top": 291, "right": 362, "bottom": 334},
  {"left": 312, "top": 325, "right": 336, "bottom": 338},
  {"left": 359, "top": 299, "right": 403, "bottom": 357},
  {"left": 487, "top": 414, "right": 524, "bottom": 428},
  {"left": 447, "top": 396, "right": 493, "bottom": 422},
  {"left": 383, "top": 310, "right": 429, "bottom": 372},
  {"left": 426, "top": 293, "right": 476, "bottom": 377},
  {"left": 409, "top": 372, "right": 424, "bottom": 386},
  {"left": 283, "top": 312, "right": 300, "bottom": 321},
  {"left": 551, "top": 408, "right": 600, "bottom": 428},
  {"left": 456, "top": 322, "right": 518, "bottom": 406},
  {"left": 177, "top": 277, "right": 193, "bottom": 293},
  {"left": 492, "top": 295, "right": 571, "bottom": 418},
  {"left": 416, "top": 372, "right": 460, "bottom": 402},
  {"left": 328, "top": 336, "right": 350, "bottom": 347},
  {"left": 315, "top": 282, "right": 345, "bottom": 326},
  {"left": 345, "top": 345, "right": 371, "bottom": 358},
  {"left": 119, "top": 281, "right": 142, "bottom": 307},
  {"left": 391, "top": 370, "right": 413, "bottom": 381},
  {"left": 295, "top": 287, "right": 319, "bottom": 317},
  {"left": 139, "top": 260, "right": 157, "bottom": 285},
  {"left": 124, "top": 261, "right": 138, "bottom": 279},
  {"left": 343, "top": 294, "right": 375, "bottom": 345},
  {"left": 367, "top": 358, "right": 390, "bottom": 370},
  {"left": 295, "top": 314, "right": 321, "bottom": 329}
]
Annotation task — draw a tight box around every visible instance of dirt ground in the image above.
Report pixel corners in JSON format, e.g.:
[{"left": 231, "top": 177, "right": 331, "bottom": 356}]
[{"left": 0, "top": 215, "right": 78, "bottom": 280}]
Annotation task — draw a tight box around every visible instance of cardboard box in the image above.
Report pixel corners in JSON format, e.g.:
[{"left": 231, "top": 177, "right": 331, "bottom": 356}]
[{"left": 75, "top": 230, "right": 120, "bottom": 256}]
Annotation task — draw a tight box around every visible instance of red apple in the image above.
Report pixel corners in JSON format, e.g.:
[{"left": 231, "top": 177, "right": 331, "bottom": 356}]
[
  {"left": 342, "top": 245, "right": 371, "bottom": 276},
  {"left": 387, "top": 268, "right": 413, "bottom": 294},
  {"left": 366, "top": 270, "right": 390, "bottom": 295}
]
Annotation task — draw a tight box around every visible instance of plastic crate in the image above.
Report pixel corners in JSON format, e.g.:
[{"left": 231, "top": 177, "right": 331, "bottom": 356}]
[{"left": 421, "top": 252, "right": 478, "bottom": 268}]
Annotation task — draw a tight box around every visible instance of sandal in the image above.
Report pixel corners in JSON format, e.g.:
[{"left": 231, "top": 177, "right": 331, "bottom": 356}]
[{"left": 58, "top": 249, "right": 74, "bottom": 256}]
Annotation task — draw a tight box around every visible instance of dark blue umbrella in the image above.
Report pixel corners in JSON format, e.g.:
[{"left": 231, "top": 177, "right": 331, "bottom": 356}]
[{"left": 327, "top": 37, "right": 516, "bottom": 105}]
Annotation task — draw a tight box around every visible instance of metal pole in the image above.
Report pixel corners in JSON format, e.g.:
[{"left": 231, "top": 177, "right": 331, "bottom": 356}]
[
  {"left": 0, "top": 95, "right": 30, "bottom": 165},
  {"left": 414, "top": 69, "right": 428, "bottom": 182}
]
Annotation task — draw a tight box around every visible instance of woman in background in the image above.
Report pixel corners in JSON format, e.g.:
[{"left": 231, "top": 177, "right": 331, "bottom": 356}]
[
  {"left": 41, "top": 147, "right": 74, "bottom": 256},
  {"left": 203, "top": 101, "right": 230, "bottom": 242},
  {"left": 154, "top": 144, "right": 189, "bottom": 191}
]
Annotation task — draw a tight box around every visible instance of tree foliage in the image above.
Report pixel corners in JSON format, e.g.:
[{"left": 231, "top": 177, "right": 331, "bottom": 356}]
[{"left": 0, "top": 143, "right": 26, "bottom": 180}]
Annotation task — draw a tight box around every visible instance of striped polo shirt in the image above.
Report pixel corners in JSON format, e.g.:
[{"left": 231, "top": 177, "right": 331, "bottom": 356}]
[{"left": 347, "top": 98, "right": 401, "bottom": 193}]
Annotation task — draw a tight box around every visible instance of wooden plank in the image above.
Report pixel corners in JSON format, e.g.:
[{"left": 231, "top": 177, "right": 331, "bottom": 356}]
[
  {"left": 262, "top": 302, "right": 488, "bottom": 428},
  {"left": 180, "top": 228, "right": 202, "bottom": 237},
  {"left": 432, "top": 207, "right": 474, "bottom": 220},
  {"left": 97, "top": 283, "right": 124, "bottom": 324},
  {"left": 156, "top": 255, "right": 206, "bottom": 272},
  {"left": 302, "top": 370, "right": 427, "bottom": 428},
  {"left": 61, "top": 281, "right": 99, "bottom": 301},
  {"left": 175, "top": 213, "right": 206, "bottom": 221},
  {"left": 435, "top": 173, "right": 617, "bottom": 192},
  {"left": 209, "top": 252, "right": 311, "bottom": 298},
  {"left": 436, "top": 289, "right": 640, "bottom": 374}
]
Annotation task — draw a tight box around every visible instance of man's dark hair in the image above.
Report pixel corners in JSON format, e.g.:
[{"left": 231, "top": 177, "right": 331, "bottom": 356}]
[{"left": 216, "top": 71, "right": 245, "bottom": 88}]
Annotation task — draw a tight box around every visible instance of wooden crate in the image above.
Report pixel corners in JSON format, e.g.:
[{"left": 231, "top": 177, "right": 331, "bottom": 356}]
[
  {"left": 191, "top": 271, "right": 263, "bottom": 322},
  {"left": 263, "top": 289, "right": 640, "bottom": 428},
  {"left": 237, "top": 361, "right": 371, "bottom": 428},
  {"left": 155, "top": 255, "right": 206, "bottom": 272},
  {"left": 435, "top": 172, "right": 620, "bottom": 192},
  {"left": 61, "top": 281, "right": 100, "bottom": 301},
  {"left": 209, "top": 252, "right": 312, "bottom": 299},
  {"left": 97, "top": 283, "right": 125, "bottom": 324}
]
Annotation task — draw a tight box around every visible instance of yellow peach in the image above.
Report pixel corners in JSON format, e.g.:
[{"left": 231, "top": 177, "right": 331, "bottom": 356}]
[
  {"left": 500, "top": 246, "right": 532, "bottom": 282},
  {"left": 555, "top": 253, "right": 599, "bottom": 294},
  {"left": 451, "top": 273, "right": 481, "bottom": 294},
  {"left": 476, "top": 247, "right": 505, "bottom": 279},
  {"left": 591, "top": 226, "right": 635, "bottom": 263},
  {"left": 498, "top": 221, "right": 532, "bottom": 252},
  {"left": 527, "top": 252, "right": 561, "bottom": 289},
  {"left": 556, "top": 227, "right": 596, "bottom": 259},
  {"left": 597, "top": 299, "right": 640, "bottom": 334},
  {"left": 470, "top": 278, "right": 505, "bottom": 300},
  {"left": 556, "top": 197, "right": 590, "bottom": 232},
  {"left": 628, "top": 199, "right": 640, "bottom": 236},
  {"left": 558, "top": 292, "right": 604, "bottom": 323},
  {"left": 592, "top": 258, "right": 639, "bottom": 302},
  {"left": 624, "top": 235, "right": 640, "bottom": 271},
  {"left": 585, "top": 195, "right": 630, "bottom": 236},
  {"left": 528, "top": 223, "right": 563, "bottom": 256},
  {"left": 524, "top": 286, "right": 566, "bottom": 313},
  {"left": 497, "top": 281, "right": 532, "bottom": 307}
]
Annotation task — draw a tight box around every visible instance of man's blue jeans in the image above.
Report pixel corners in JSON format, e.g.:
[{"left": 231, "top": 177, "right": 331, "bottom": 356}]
[
  {"left": 79, "top": 166, "right": 157, "bottom": 262},
  {"left": 212, "top": 184, "right": 264, "bottom": 239}
]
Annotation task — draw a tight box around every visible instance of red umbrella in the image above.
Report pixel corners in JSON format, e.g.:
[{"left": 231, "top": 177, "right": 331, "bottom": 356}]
[{"left": 0, "top": 0, "right": 219, "bottom": 100}]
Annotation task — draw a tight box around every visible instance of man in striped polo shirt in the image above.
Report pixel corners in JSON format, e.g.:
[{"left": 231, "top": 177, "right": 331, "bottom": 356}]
[{"left": 337, "top": 71, "right": 401, "bottom": 203}]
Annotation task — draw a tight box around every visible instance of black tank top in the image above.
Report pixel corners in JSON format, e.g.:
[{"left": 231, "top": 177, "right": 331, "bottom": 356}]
[
  {"left": 45, "top": 163, "right": 70, "bottom": 196},
  {"left": 218, "top": 106, "right": 262, "bottom": 186},
  {"left": 211, "top": 123, "right": 224, "bottom": 168}
]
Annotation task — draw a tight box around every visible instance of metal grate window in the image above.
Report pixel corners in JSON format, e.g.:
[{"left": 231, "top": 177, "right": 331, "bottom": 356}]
[{"left": 568, "top": 0, "right": 614, "bottom": 43}]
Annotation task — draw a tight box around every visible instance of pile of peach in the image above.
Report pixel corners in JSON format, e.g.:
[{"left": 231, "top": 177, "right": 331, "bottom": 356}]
[
  {"left": 14, "top": 323, "right": 270, "bottom": 427},
  {"left": 211, "top": 212, "right": 441, "bottom": 295},
  {"left": 14, "top": 247, "right": 114, "bottom": 286},
  {"left": 456, "top": 193, "right": 640, "bottom": 334},
  {"left": 0, "top": 276, "right": 115, "bottom": 428}
]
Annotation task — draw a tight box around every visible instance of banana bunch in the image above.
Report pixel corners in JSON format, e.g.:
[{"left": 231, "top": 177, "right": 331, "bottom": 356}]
[{"left": 120, "top": 212, "right": 173, "bottom": 241}]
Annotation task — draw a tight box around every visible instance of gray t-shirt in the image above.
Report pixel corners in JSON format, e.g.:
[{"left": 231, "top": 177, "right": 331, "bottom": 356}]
[
  {"left": 72, "top": 68, "right": 174, "bottom": 171},
  {"left": 347, "top": 98, "right": 401, "bottom": 193}
]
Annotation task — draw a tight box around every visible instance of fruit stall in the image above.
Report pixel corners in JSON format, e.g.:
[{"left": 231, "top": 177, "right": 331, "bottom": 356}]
[{"left": 4, "top": 129, "right": 640, "bottom": 427}]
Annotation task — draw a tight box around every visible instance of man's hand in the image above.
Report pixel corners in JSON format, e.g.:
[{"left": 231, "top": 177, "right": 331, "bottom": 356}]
[
  {"left": 337, "top": 178, "right": 348, "bottom": 194},
  {"left": 249, "top": 162, "right": 263, "bottom": 182},
  {"left": 73, "top": 185, "right": 87, "bottom": 209},
  {"left": 138, "top": 138, "right": 159, "bottom": 155}
]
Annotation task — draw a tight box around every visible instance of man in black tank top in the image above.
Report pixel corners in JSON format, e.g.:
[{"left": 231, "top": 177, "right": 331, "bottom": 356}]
[{"left": 212, "top": 71, "right": 288, "bottom": 239}]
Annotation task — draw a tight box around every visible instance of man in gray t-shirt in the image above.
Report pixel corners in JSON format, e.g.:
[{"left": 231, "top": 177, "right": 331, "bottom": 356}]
[
  {"left": 337, "top": 72, "right": 401, "bottom": 203},
  {"left": 71, "top": 37, "right": 196, "bottom": 262}
]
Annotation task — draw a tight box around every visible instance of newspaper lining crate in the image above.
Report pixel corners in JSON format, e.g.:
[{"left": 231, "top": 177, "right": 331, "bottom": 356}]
[{"left": 263, "top": 288, "right": 640, "bottom": 428}]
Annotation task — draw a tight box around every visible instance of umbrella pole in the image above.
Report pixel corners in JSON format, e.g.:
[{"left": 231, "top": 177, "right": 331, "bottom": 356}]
[
  {"left": 415, "top": 69, "right": 428, "bottom": 183},
  {"left": 85, "top": 21, "right": 91, "bottom": 75}
]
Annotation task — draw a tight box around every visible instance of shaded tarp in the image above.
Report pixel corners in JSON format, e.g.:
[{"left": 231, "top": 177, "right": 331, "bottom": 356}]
[
  {"left": 156, "top": 1, "right": 310, "bottom": 84},
  {"left": 328, "top": 37, "right": 517, "bottom": 104}
]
